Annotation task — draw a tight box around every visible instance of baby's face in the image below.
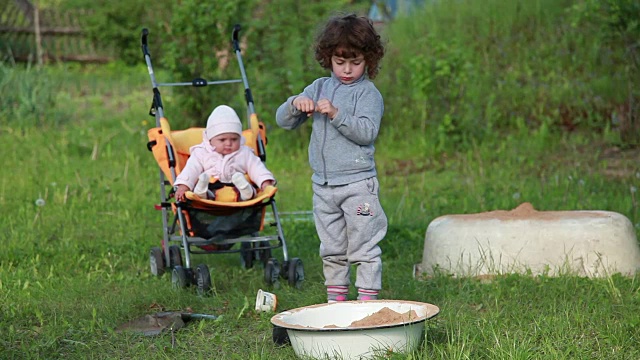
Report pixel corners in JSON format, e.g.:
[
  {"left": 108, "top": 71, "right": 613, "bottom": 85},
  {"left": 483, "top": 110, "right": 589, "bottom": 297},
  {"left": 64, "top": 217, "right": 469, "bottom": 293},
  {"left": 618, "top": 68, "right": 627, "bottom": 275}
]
[{"left": 210, "top": 132, "right": 241, "bottom": 155}]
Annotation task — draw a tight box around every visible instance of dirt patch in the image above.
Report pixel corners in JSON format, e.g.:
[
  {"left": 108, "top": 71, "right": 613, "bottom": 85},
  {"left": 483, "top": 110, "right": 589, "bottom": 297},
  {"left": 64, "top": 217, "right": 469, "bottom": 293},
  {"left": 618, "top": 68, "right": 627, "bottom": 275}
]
[
  {"left": 449, "top": 202, "right": 609, "bottom": 220},
  {"left": 323, "top": 307, "right": 420, "bottom": 328},
  {"left": 115, "top": 312, "right": 185, "bottom": 336}
]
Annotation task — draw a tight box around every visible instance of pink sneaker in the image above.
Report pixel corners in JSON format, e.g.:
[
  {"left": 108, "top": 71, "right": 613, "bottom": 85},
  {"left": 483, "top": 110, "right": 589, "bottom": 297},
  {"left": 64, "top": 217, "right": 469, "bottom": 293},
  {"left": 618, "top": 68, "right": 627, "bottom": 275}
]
[
  {"left": 328, "top": 294, "right": 347, "bottom": 303},
  {"left": 357, "top": 289, "right": 379, "bottom": 301}
]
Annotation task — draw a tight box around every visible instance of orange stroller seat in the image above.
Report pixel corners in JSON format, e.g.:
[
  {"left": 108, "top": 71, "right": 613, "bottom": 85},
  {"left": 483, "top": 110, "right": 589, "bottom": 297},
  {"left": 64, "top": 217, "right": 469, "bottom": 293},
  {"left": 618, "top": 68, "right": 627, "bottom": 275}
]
[{"left": 147, "top": 116, "right": 277, "bottom": 212}]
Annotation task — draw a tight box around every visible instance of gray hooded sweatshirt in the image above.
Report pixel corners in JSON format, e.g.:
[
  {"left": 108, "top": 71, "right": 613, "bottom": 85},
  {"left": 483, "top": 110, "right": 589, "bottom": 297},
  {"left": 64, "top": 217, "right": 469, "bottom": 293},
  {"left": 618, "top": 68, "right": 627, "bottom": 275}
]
[{"left": 276, "top": 73, "right": 384, "bottom": 186}]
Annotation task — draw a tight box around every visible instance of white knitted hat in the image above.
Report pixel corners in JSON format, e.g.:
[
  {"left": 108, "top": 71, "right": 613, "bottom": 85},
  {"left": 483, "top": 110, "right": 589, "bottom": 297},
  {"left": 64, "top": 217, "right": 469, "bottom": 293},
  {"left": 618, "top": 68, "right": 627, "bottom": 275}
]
[{"left": 205, "top": 105, "right": 243, "bottom": 140}]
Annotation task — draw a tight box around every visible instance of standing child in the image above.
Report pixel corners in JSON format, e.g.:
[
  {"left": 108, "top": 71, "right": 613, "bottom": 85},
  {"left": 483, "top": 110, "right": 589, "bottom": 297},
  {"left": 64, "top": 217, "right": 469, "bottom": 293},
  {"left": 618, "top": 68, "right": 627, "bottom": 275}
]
[
  {"left": 174, "top": 105, "right": 275, "bottom": 202},
  {"left": 276, "top": 14, "right": 387, "bottom": 302}
]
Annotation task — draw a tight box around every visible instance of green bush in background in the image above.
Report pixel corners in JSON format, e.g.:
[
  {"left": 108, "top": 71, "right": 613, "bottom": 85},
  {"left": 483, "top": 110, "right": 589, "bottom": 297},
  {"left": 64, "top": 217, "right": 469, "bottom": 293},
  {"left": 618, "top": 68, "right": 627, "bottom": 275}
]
[
  {"left": 377, "top": 0, "right": 638, "bottom": 152},
  {"left": 242, "top": 0, "right": 361, "bottom": 147},
  {"left": 64, "top": 0, "right": 369, "bottom": 128},
  {"left": 62, "top": 0, "right": 174, "bottom": 65},
  {"left": 156, "top": 0, "right": 368, "bottom": 127},
  {"left": 243, "top": 0, "right": 354, "bottom": 113},
  {"left": 158, "top": 0, "right": 260, "bottom": 125},
  {"left": 4, "top": 0, "right": 638, "bottom": 148}
]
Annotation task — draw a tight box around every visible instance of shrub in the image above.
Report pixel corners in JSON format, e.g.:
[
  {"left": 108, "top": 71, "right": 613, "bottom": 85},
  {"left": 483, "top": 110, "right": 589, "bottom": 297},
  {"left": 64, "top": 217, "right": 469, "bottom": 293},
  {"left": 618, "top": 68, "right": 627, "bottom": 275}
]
[
  {"left": 377, "top": 0, "right": 637, "bottom": 150},
  {"left": 147, "top": 0, "right": 363, "bottom": 129},
  {"left": 0, "top": 63, "right": 58, "bottom": 128},
  {"left": 62, "top": 0, "right": 174, "bottom": 66}
]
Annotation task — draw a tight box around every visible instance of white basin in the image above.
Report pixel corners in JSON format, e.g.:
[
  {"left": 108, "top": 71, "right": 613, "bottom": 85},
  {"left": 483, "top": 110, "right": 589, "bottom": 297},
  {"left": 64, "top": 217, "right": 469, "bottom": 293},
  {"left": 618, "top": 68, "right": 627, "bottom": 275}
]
[
  {"left": 271, "top": 300, "right": 440, "bottom": 359},
  {"left": 416, "top": 203, "right": 640, "bottom": 278}
]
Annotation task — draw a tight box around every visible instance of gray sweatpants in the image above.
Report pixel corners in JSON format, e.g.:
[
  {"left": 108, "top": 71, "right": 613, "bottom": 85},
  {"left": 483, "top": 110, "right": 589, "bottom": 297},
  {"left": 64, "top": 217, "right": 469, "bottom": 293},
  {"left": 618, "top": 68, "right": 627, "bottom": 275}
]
[{"left": 313, "top": 177, "right": 388, "bottom": 291}]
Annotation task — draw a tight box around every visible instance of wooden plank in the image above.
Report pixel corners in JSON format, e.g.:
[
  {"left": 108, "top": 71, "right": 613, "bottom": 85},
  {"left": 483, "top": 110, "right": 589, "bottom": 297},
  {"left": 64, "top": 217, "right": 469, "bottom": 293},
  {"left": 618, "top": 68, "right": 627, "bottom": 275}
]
[
  {"left": 0, "top": 26, "right": 83, "bottom": 35},
  {"left": 64, "top": 8, "right": 74, "bottom": 54},
  {"left": 1, "top": 2, "right": 112, "bottom": 63},
  {"left": 10, "top": 53, "right": 111, "bottom": 63},
  {"left": 34, "top": 2, "right": 42, "bottom": 65}
]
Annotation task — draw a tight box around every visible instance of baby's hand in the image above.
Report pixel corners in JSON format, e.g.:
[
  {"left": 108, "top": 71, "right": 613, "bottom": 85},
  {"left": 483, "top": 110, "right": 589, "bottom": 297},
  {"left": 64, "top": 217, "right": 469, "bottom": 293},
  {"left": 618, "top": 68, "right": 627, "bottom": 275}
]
[
  {"left": 174, "top": 184, "right": 190, "bottom": 202},
  {"left": 292, "top": 96, "right": 315, "bottom": 117},
  {"left": 261, "top": 180, "right": 276, "bottom": 191},
  {"left": 316, "top": 99, "right": 338, "bottom": 119}
]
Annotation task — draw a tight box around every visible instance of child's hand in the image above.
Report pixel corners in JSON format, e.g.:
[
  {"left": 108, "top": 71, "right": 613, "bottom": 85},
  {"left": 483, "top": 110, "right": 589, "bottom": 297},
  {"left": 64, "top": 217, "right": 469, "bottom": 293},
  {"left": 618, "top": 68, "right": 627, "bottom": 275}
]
[
  {"left": 174, "top": 184, "right": 190, "bottom": 202},
  {"left": 292, "top": 96, "right": 315, "bottom": 117},
  {"left": 316, "top": 99, "right": 338, "bottom": 119}
]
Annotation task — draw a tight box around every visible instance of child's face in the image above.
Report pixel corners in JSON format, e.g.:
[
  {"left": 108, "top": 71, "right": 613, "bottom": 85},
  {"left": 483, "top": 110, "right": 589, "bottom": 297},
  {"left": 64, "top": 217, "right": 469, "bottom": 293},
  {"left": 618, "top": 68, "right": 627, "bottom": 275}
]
[
  {"left": 331, "top": 52, "right": 366, "bottom": 84},
  {"left": 210, "top": 132, "right": 241, "bottom": 155}
]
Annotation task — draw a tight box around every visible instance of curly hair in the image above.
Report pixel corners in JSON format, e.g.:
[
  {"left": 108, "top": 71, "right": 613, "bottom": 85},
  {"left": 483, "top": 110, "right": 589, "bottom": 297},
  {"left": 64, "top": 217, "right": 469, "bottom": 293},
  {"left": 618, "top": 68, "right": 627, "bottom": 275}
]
[{"left": 314, "top": 14, "right": 385, "bottom": 79}]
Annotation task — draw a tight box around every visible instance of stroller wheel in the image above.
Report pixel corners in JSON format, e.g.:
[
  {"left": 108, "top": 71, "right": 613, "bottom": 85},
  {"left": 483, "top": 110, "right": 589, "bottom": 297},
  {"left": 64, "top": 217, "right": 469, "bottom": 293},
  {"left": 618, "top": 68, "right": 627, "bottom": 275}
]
[
  {"left": 258, "top": 241, "right": 272, "bottom": 267},
  {"left": 169, "top": 245, "right": 183, "bottom": 268},
  {"left": 280, "top": 260, "right": 289, "bottom": 280},
  {"left": 171, "top": 266, "right": 188, "bottom": 289},
  {"left": 287, "top": 258, "right": 304, "bottom": 289},
  {"left": 240, "top": 242, "right": 254, "bottom": 269},
  {"left": 149, "top": 247, "right": 165, "bottom": 276},
  {"left": 264, "top": 258, "right": 280, "bottom": 288},
  {"left": 195, "top": 264, "right": 212, "bottom": 296}
]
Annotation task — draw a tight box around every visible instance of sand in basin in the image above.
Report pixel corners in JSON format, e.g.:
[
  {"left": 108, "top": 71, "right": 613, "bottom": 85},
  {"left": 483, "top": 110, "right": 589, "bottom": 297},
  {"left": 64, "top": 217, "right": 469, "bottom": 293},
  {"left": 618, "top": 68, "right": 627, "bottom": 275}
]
[
  {"left": 349, "top": 307, "right": 419, "bottom": 327},
  {"left": 322, "top": 307, "right": 420, "bottom": 328}
]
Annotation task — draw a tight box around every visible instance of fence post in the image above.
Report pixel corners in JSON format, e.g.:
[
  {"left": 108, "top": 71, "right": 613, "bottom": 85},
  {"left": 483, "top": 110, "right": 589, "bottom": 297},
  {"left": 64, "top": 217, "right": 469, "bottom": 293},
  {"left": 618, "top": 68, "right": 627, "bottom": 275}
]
[{"left": 33, "top": 1, "right": 43, "bottom": 66}]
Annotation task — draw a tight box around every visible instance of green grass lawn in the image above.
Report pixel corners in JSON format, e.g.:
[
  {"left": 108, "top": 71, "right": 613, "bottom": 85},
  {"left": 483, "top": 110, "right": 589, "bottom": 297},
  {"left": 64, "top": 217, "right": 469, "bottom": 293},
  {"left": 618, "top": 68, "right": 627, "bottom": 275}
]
[{"left": 1, "top": 59, "right": 639, "bottom": 359}]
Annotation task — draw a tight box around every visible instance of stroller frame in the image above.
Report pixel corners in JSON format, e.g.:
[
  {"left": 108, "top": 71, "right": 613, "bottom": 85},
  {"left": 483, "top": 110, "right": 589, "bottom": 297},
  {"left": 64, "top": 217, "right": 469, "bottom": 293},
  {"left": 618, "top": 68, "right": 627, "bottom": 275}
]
[{"left": 141, "top": 26, "right": 303, "bottom": 294}]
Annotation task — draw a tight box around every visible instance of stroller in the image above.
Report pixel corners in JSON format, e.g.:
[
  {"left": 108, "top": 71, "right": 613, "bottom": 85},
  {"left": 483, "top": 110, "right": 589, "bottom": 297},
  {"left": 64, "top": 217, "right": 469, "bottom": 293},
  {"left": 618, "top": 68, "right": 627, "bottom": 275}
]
[{"left": 141, "top": 26, "right": 304, "bottom": 294}]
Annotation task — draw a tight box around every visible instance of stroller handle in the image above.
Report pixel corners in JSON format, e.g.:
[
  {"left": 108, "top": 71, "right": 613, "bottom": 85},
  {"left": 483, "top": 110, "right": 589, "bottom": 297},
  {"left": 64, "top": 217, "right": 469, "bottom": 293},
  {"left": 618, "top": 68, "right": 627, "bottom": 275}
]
[
  {"left": 232, "top": 24, "right": 241, "bottom": 52},
  {"left": 141, "top": 28, "right": 150, "bottom": 56}
]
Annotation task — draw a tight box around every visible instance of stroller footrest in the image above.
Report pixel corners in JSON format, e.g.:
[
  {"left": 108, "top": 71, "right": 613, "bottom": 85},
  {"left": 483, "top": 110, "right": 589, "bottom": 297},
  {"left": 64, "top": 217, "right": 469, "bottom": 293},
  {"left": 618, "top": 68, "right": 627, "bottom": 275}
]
[
  {"left": 155, "top": 202, "right": 172, "bottom": 210},
  {"left": 175, "top": 235, "right": 279, "bottom": 247},
  {"left": 211, "top": 235, "right": 278, "bottom": 246}
]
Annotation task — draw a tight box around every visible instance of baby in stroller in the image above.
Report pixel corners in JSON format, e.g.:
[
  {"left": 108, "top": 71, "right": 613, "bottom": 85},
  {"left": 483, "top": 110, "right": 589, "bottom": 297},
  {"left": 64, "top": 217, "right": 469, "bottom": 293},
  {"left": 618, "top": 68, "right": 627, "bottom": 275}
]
[{"left": 174, "top": 105, "right": 276, "bottom": 202}]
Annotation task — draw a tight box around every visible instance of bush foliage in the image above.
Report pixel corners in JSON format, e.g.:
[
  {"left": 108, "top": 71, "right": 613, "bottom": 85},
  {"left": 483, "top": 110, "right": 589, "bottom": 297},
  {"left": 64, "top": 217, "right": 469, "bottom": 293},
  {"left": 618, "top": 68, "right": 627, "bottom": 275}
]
[
  {"left": 15, "top": 0, "right": 640, "bottom": 148},
  {"left": 377, "top": 0, "right": 638, "bottom": 150}
]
